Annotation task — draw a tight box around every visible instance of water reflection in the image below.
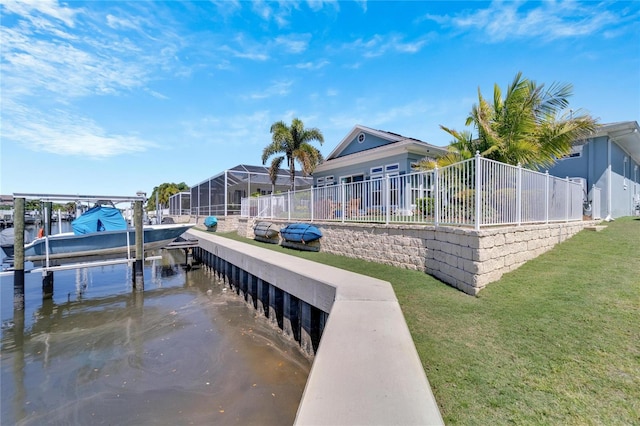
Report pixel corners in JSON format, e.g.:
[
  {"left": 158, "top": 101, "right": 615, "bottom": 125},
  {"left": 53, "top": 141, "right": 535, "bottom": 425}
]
[{"left": 1, "top": 249, "right": 310, "bottom": 425}]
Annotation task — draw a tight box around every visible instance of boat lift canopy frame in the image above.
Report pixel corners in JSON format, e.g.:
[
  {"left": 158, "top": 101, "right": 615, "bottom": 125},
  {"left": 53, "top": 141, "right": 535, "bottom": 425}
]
[
  {"left": 11, "top": 193, "right": 150, "bottom": 275},
  {"left": 13, "top": 193, "right": 147, "bottom": 203}
]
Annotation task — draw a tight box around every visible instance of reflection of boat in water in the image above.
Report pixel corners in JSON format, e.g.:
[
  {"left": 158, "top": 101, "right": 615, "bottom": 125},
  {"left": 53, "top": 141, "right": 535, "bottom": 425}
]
[{"left": 22, "top": 205, "right": 195, "bottom": 262}]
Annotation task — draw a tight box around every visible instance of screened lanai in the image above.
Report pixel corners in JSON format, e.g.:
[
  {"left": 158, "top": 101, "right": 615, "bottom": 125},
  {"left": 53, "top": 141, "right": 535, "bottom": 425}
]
[
  {"left": 190, "top": 164, "right": 313, "bottom": 217},
  {"left": 168, "top": 192, "right": 190, "bottom": 215}
]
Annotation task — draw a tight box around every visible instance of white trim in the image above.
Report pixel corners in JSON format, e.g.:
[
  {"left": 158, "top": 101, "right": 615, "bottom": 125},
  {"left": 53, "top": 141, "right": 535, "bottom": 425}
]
[
  {"left": 371, "top": 166, "right": 383, "bottom": 175},
  {"left": 314, "top": 140, "right": 447, "bottom": 174}
]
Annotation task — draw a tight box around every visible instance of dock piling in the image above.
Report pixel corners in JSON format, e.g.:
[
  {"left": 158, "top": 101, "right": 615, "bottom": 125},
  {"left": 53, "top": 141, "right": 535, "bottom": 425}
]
[
  {"left": 13, "top": 197, "right": 25, "bottom": 310},
  {"left": 42, "top": 202, "right": 54, "bottom": 298},
  {"left": 133, "top": 200, "right": 144, "bottom": 290},
  {"left": 42, "top": 271, "right": 54, "bottom": 298}
]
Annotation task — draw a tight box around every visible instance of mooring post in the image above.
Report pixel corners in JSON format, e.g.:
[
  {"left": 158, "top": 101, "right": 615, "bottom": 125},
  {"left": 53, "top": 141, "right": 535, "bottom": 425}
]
[
  {"left": 42, "top": 272, "right": 54, "bottom": 298},
  {"left": 44, "top": 201, "right": 52, "bottom": 236},
  {"left": 42, "top": 202, "right": 54, "bottom": 298},
  {"left": 13, "top": 197, "right": 25, "bottom": 310},
  {"left": 133, "top": 200, "right": 144, "bottom": 290},
  {"left": 185, "top": 248, "right": 193, "bottom": 270}
]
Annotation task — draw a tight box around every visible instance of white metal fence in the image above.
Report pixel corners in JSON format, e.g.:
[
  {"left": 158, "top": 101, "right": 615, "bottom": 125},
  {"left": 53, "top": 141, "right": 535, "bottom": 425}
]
[
  {"left": 241, "top": 155, "right": 586, "bottom": 230},
  {"left": 591, "top": 186, "right": 602, "bottom": 220}
]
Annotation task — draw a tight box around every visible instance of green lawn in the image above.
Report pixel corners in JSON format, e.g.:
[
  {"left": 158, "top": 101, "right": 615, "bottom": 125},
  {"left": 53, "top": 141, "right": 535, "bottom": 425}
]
[{"left": 214, "top": 217, "right": 640, "bottom": 425}]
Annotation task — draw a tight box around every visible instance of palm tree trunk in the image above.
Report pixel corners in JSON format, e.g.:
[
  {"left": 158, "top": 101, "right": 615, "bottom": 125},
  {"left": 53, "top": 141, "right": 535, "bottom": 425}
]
[{"left": 289, "top": 157, "right": 296, "bottom": 192}]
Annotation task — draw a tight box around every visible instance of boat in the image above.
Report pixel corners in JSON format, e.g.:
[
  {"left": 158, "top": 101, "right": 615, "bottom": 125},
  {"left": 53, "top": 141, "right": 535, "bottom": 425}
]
[
  {"left": 21, "top": 205, "right": 195, "bottom": 263},
  {"left": 253, "top": 221, "right": 279, "bottom": 239},
  {"left": 280, "top": 223, "right": 322, "bottom": 244},
  {"left": 1, "top": 227, "right": 32, "bottom": 258}
]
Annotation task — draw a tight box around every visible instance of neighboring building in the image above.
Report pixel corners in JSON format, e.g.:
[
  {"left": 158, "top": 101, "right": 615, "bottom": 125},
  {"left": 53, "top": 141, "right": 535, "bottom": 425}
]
[
  {"left": 189, "top": 164, "right": 313, "bottom": 216},
  {"left": 547, "top": 121, "right": 640, "bottom": 219},
  {"left": 312, "top": 125, "right": 448, "bottom": 187}
]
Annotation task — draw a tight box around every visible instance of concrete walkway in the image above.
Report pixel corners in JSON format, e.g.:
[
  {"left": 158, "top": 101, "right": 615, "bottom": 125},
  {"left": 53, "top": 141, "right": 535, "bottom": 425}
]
[{"left": 187, "top": 229, "right": 444, "bottom": 425}]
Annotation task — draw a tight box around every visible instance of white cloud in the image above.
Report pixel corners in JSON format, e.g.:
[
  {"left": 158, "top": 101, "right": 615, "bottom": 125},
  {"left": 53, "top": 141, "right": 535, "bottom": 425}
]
[
  {"left": 221, "top": 34, "right": 271, "bottom": 61},
  {"left": 343, "top": 33, "right": 428, "bottom": 58},
  {"left": 294, "top": 60, "right": 330, "bottom": 70},
  {"left": 246, "top": 80, "right": 293, "bottom": 99},
  {"left": 251, "top": 0, "right": 299, "bottom": 27},
  {"left": 306, "top": 0, "right": 340, "bottom": 13},
  {"left": 182, "top": 110, "right": 273, "bottom": 147},
  {"left": 427, "top": 0, "right": 625, "bottom": 42},
  {"left": 1, "top": 101, "right": 156, "bottom": 158},
  {"left": 354, "top": 0, "right": 367, "bottom": 13},
  {"left": 211, "top": 0, "right": 242, "bottom": 16},
  {"left": 1, "top": 0, "right": 79, "bottom": 27},
  {"left": 274, "top": 34, "right": 311, "bottom": 53},
  {"left": 0, "top": 1, "right": 186, "bottom": 103},
  {"left": 145, "top": 88, "right": 169, "bottom": 100}
]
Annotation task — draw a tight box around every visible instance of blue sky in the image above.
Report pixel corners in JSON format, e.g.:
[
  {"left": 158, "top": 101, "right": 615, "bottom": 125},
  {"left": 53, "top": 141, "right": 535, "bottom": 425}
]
[{"left": 1, "top": 0, "right": 639, "bottom": 197}]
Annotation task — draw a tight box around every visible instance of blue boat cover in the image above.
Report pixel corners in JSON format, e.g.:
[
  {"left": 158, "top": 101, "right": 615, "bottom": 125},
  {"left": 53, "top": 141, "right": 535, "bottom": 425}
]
[
  {"left": 72, "top": 206, "right": 127, "bottom": 235},
  {"left": 280, "top": 223, "right": 322, "bottom": 243},
  {"left": 204, "top": 216, "right": 218, "bottom": 227}
]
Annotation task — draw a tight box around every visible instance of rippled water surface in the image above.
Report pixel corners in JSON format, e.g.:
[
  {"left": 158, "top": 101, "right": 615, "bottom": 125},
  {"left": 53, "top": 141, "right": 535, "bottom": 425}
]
[{"left": 1, "top": 249, "right": 310, "bottom": 425}]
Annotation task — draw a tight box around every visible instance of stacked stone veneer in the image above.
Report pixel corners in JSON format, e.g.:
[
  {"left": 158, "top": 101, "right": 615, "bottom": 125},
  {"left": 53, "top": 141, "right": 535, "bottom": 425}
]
[
  {"left": 192, "top": 215, "right": 239, "bottom": 233},
  {"left": 237, "top": 218, "right": 595, "bottom": 295}
]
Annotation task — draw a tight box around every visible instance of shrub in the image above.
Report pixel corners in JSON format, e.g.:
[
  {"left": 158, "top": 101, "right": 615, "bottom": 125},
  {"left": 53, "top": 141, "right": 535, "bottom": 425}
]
[{"left": 415, "top": 197, "right": 434, "bottom": 215}]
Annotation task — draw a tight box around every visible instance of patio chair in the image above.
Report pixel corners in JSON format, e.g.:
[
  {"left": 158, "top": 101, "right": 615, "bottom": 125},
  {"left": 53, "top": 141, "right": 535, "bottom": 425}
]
[{"left": 347, "top": 198, "right": 361, "bottom": 218}]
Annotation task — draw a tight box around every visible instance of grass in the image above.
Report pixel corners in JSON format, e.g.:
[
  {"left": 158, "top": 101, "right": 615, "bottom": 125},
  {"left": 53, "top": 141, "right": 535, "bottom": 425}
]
[{"left": 213, "top": 217, "right": 640, "bottom": 425}]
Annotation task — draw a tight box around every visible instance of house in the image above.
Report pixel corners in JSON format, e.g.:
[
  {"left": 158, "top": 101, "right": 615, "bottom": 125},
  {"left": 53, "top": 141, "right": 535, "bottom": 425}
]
[
  {"left": 547, "top": 121, "right": 640, "bottom": 219},
  {"left": 312, "top": 125, "right": 447, "bottom": 187}
]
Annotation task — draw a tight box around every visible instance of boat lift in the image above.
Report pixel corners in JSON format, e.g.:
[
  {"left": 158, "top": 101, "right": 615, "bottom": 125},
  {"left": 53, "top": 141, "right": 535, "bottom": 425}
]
[{"left": 11, "top": 193, "right": 151, "bottom": 310}]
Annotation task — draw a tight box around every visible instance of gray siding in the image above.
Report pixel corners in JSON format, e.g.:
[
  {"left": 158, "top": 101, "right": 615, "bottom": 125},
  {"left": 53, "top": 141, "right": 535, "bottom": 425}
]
[
  {"left": 314, "top": 153, "right": 415, "bottom": 185},
  {"left": 548, "top": 135, "right": 640, "bottom": 218},
  {"left": 338, "top": 133, "right": 395, "bottom": 158}
]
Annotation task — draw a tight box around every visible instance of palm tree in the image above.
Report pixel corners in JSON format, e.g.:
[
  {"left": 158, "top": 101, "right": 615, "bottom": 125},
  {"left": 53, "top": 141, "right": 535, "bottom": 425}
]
[
  {"left": 262, "top": 118, "right": 324, "bottom": 191},
  {"left": 420, "top": 72, "right": 598, "bottom": 170}
]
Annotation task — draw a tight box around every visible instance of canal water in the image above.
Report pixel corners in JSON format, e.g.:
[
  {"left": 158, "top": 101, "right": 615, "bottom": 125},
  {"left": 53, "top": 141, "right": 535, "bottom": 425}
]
[{"left": 1, "top": 227, "right": 311, "bottom": 425}]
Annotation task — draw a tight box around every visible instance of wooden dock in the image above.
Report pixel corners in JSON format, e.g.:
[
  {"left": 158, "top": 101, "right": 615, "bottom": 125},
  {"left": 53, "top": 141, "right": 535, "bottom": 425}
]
[{"left": 164, "top": 239, "right": 199, "bottom": 250}]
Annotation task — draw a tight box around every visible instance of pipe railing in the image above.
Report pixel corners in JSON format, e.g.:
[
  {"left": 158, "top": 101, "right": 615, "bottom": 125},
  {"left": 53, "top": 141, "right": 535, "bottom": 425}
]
[{"left": 241, "top": 155, "right": 587, "bottom": 229}]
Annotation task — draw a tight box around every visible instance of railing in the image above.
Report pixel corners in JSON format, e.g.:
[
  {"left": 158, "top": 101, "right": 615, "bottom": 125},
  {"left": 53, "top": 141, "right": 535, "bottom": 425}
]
[
  {"left": 241, "top": 155, "right": 585, "bottom": 230},
  {"left": 192, "top": 204, "right": 242, "bottom": 217}
]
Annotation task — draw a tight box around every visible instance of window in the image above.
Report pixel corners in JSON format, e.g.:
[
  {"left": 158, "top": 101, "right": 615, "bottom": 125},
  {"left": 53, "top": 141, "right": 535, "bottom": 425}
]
[
  {"left": 559, "top": 145, "right": 583, "bottom": 160},
  {"left": 340, "top": 174, "right": 364, "bottom": 184},
  {"left": 370, "top": 166, "right": 383, "bottom": 176},
  {"left": 385, "top": 163, "right": 399, "bottom": 173},
  {"left": 316, "top": 177, "right": 325, "bottom": 187},
  {"left": 357, "top": 132, "right": 366, "bottom": 143}
]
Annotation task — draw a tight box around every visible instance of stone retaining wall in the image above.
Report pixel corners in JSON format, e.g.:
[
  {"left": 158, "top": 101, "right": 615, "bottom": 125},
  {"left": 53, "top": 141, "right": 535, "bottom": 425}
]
[
  {"left": 192, "top": 215, "right": 239, "bottom": 232},
  {"left": 238, "top": 218, "right": 596, "bottom": 295}
]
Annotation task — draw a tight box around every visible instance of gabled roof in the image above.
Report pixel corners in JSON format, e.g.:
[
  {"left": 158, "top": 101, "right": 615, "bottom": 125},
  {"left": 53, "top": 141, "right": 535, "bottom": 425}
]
[
  {"left": 594, "top": 121, "right": 640, "bottom": 164},
  {"left": 325, "top": 125, "right": 445, "bottom": 160},
  {"left": 314, "top": 125, "right": 447, "bottom": 173}
]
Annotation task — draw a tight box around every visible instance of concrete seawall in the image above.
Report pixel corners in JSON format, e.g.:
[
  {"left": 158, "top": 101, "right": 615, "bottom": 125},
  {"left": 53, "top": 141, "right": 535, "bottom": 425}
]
[{"left": 186, "top": 229, "right": 444, "bottom": 425}]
